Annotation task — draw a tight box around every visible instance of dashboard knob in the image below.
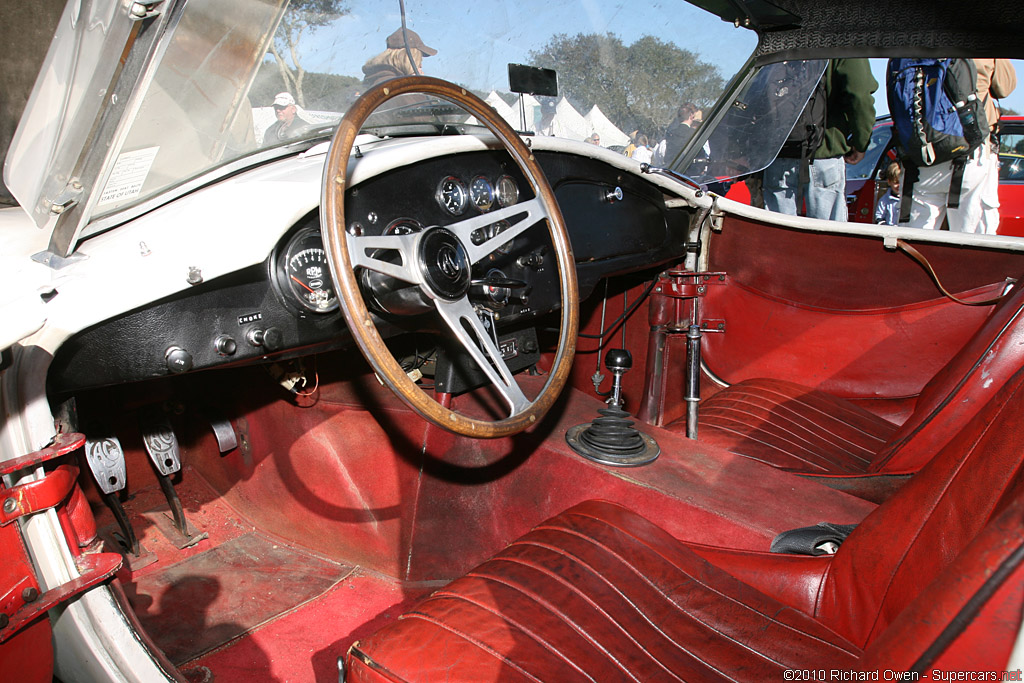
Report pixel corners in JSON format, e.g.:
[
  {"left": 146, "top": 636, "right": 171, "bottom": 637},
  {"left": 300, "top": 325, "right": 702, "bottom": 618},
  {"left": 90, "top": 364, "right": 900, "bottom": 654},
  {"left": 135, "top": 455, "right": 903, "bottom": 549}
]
[
  {"left": 165, "top": 346, "right": 193, "bottom": 374},
  {"left": 262, "top": 327, "right": 284, "bottom": 352},
  {"left": 214, "top": 335, "right": 237, "bottom": 356}
]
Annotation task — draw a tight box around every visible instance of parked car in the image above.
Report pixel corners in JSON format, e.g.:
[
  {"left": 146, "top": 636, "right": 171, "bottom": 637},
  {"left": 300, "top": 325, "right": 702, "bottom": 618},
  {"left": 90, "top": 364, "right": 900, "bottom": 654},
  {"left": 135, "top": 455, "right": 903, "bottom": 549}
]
[{"left": 3, "top": 1, "right": 1024, "bottom": 682}]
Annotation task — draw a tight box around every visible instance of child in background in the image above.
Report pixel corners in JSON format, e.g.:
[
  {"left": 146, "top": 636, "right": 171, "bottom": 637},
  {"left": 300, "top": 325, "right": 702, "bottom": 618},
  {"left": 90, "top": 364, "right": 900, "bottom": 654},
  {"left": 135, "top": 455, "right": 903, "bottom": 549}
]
[{"left": 875, "top": 161, "right": 902, "bottom": 225}]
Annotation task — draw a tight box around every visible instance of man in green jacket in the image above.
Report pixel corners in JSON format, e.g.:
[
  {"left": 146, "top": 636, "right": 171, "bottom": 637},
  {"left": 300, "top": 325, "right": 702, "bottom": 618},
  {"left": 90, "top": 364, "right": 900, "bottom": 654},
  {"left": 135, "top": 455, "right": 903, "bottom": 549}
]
[{"left": 763, "top": 59, "right": 878, "bottom": 220}]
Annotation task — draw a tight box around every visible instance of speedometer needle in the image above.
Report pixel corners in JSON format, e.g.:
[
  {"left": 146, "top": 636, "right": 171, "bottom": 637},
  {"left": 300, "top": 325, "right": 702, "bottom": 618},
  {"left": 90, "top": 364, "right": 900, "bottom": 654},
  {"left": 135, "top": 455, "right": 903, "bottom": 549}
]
[{"left": 291, "top": 275, "right": 316, "bottom": 293}]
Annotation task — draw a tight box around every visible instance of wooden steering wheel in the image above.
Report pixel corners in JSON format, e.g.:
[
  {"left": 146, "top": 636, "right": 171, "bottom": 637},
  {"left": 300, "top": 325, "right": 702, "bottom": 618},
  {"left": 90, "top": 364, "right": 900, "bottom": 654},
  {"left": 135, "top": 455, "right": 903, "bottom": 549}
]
[{"left": 321, "top": 76, "right": 578, "bottom": 438}]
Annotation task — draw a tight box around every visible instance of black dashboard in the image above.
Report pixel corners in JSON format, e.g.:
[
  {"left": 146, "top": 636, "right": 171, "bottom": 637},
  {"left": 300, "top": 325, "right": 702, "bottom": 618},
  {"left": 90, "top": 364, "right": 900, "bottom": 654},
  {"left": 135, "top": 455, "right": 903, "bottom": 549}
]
[{"left": 49, "top": 150, "right": 691, "bottom": 395}]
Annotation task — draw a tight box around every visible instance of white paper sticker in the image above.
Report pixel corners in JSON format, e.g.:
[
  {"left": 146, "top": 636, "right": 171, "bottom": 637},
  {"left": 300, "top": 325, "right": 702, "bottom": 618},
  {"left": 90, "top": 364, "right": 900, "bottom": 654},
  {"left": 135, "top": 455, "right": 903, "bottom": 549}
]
[{"left": 98, "top": 146, "right": 160, "bottom": 206}]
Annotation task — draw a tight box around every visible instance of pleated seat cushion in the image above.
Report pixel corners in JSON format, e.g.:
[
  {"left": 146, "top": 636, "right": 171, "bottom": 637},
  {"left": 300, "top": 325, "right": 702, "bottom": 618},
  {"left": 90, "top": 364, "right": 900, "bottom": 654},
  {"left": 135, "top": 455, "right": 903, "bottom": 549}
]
[
  {"left": 345, "top": 500, "right": 861, "bottom": 682},
  {"left": 682, "top": 378, "right": 899, "bottom": 473}
]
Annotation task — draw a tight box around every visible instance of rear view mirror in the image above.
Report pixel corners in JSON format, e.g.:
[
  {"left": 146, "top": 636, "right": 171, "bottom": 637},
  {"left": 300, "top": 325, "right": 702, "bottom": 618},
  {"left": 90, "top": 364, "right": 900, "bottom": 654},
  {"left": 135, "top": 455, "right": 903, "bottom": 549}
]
[{"left": 508, "top": 64, "right": 558, "bottom": 97}]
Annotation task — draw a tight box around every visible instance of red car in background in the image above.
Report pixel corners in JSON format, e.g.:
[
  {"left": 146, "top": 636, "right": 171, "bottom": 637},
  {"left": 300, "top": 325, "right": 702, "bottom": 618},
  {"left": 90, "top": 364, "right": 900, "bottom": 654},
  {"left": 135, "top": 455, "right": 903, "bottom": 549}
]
[{"left": 729, "top": 115, "right": 1024, "bottom": 235}]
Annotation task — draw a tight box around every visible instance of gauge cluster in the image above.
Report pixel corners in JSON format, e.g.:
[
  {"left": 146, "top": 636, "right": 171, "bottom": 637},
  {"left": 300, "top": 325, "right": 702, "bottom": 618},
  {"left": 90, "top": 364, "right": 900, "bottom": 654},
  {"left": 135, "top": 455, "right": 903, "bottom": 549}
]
[
  {"left": 48, "top": 149, "right": 685, "bottom": 394},
  {"left": 435, "top": 173, "right": 519, "bottom": 217}
]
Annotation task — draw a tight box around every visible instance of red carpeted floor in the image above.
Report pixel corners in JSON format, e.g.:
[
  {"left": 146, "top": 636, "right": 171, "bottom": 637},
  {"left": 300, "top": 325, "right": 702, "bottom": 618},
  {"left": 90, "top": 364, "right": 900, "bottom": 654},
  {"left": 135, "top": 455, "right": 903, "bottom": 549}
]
[{"left": 101, "top": 464, "right": 431, "bottom": 682}]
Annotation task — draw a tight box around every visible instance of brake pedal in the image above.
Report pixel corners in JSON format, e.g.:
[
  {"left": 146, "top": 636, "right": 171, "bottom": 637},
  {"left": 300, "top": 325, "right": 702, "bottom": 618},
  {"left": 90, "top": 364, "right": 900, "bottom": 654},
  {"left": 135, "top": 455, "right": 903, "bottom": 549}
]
[{"left": 140, "top": 410, "right": 188, "bottom": 537}]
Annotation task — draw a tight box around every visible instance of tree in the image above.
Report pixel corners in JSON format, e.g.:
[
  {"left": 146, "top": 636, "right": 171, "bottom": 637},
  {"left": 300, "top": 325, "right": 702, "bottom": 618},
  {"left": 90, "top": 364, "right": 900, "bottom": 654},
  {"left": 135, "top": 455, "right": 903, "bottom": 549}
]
[
  {"left": 529, "top": 33, "right": 723, "bottom": 139},
  {"left": 271, "top": 0, "right": 349, "bottom": 108}
]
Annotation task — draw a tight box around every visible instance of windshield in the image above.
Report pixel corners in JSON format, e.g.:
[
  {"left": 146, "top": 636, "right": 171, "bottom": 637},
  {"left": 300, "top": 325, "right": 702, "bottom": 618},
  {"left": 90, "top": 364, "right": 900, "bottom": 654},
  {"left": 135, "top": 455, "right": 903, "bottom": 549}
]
[
  {"left": 97, "top": 0, "right": 760, "bottom": 216},
  {"left": 13, "top": 0, "right": 771, "bottom": 228}
]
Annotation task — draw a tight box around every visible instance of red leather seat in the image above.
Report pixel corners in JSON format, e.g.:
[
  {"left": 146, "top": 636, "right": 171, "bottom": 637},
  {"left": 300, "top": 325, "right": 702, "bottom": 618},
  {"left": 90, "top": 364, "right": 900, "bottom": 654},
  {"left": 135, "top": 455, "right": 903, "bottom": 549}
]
[
  {"left": 666, "top": 282, "right": 1024, "bottom": 476},
  {"left": 345, "top": 374, "right": 1024, "bottom": 680}
]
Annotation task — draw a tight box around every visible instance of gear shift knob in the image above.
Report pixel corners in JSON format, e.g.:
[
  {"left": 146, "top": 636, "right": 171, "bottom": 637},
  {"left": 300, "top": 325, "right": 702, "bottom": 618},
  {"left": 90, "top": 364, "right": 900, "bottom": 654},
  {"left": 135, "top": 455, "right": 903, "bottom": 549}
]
[
  {"left": 604, "top": 349, "right": 632, "bottom": 406},
  {"left": 605, "top": 348, "right": 632, "bottom": 375}
]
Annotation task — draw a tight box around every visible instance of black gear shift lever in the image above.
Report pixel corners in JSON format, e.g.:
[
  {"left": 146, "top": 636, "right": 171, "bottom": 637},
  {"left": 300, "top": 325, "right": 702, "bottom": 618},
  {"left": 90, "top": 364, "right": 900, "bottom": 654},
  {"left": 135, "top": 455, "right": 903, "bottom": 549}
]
[{"left": 566, "top": 348, "right": 659, "bottom": 467}]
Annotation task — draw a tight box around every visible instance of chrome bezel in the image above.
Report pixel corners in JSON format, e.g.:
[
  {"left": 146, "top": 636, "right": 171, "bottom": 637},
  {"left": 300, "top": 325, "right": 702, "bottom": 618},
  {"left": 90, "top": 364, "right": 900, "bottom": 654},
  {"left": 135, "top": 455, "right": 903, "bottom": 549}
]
[{"left": 435, "top": 175, "right": 468, "bottom": 216}]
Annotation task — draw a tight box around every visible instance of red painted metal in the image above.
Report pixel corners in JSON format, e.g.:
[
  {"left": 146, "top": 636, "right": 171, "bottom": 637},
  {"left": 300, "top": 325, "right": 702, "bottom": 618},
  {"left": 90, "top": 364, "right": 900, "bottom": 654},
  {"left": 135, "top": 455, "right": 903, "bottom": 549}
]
[
  {"left": 0, "top": 432, "right": 122, "bottom": 658},
  {"left": 0, "top": 464, "right": 80, "bottom": 526},
  {"left": 0, "top": 619, "right": 52, "bottom": 683},
  {"left": 0, "top": 432, "right": 86, "bottom": 476},
  {"left": 0, "top": 551, "right": 121, "bottom": 644}
]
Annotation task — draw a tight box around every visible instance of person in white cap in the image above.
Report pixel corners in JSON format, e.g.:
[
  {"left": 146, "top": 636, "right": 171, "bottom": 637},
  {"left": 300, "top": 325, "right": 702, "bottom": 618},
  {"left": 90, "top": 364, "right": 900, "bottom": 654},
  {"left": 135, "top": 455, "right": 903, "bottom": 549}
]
[
  {"left": 361, "top": 28, "right": 437, "bottom": 89},
  {"left": 262, "top": 92, "right": 311, "bottom": 146}
]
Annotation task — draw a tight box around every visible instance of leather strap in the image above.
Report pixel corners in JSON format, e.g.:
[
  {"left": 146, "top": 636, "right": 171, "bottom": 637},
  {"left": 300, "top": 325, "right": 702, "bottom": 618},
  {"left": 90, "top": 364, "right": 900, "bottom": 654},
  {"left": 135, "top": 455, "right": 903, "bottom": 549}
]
[
  {"left": 897, "top": 239, "right": 1007, "bottom": 306},
  {"left": 947, "top": 156, "right": 967, "bottom": 209}
]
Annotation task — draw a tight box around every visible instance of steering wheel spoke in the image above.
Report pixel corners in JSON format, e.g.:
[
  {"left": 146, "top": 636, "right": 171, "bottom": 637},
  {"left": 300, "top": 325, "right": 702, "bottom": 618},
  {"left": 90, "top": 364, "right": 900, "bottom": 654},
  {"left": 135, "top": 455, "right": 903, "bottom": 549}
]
[
  {"left": 347, "top": 233, "right": 421, "bottom": 284},
  {"left": 446, "top": 198, "right": 547, "bottom": 264},
  {"left": 433, "top": 297, "right": 532, "bottom": 416}
]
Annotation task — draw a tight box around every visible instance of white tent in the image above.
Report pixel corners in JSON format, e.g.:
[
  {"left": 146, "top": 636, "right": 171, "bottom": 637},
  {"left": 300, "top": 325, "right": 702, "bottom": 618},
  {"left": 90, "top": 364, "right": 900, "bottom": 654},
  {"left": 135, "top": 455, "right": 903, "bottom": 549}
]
[
  {"left": 549, "top": 97, "right": 590, "bottom": 141},
  {"left": 584, "top": 105, "right": 630, "bottom": 148},
  {"left": 484, "top": 91, "right": 520, "bottom": 129}
]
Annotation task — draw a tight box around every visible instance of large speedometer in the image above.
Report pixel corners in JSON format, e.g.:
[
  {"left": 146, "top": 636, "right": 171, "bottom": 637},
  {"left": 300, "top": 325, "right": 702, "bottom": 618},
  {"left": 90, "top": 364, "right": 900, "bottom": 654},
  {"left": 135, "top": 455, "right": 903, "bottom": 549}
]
[{"left": 278, "top": 227, "right": 339, "bottom": 314}]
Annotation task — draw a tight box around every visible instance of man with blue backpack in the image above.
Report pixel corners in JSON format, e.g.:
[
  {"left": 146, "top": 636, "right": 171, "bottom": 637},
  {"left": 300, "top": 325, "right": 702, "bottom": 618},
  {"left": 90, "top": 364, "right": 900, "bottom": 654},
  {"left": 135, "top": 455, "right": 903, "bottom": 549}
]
[{"left": 887, "top": 58, "right": 1015, "bottom": 234}]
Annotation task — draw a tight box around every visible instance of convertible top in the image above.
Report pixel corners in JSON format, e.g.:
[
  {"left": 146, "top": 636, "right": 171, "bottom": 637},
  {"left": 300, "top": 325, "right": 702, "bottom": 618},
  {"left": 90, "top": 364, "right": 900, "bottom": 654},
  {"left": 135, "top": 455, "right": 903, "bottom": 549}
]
[{"left": 691, "top": 0, "right": 1024, "bottom": 61}]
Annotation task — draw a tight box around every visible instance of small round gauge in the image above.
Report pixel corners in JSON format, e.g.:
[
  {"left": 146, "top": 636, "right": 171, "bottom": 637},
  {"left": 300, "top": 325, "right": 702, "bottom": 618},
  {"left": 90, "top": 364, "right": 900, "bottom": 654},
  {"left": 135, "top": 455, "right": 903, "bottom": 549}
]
[
  {"left": 280, "top": 227, "right": 338, "bottom": 313},
  {"left": 469, "top": 176, "right": 494, "bottom": 211},
  {"left": 471, "top": 220, "right": 514, "bottom": 255},
  {"left": 496, "top": 175, "right": 519, "bottom": 207},
  {"left": 436, "top": 176, "right": 468, "bottom": 216},
  {"left": 385, "top": 218, "right": 424, "bottom": 235}
]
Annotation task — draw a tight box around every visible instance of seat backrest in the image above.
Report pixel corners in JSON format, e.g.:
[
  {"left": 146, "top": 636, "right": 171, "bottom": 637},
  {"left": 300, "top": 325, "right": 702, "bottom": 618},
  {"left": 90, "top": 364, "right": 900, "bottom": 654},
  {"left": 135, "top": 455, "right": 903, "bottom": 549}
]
[
  {"left": 816, "top": 367, "right": 1024, "bottom": 648},
  {"left": 858, "top": 494, "right": 1024, "bottom": 672},
  {"left": 870, "top": 280, "right": 1024, "bottom": 473}
]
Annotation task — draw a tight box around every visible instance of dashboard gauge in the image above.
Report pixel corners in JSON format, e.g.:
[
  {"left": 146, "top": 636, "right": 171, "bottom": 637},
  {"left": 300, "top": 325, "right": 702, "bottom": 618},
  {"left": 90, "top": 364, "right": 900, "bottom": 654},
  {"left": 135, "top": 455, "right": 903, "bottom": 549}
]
[
  {"left": 496, "top": 175, "right": 519, "bottom": 207},
  {"left": 469, "top": 176, "right": 494, "bottom": 211},
  {"left": 280, "top": 227, "right": 338, "bottom": 313},
  {"left": 384, "top": 218, "right": 424, "bottom": 235},
  {"left": 471, "top": 220, "right": 514, "bottom": 255},
  {"left": 436, "top": 176, "right": 468, "bottom": 216}
]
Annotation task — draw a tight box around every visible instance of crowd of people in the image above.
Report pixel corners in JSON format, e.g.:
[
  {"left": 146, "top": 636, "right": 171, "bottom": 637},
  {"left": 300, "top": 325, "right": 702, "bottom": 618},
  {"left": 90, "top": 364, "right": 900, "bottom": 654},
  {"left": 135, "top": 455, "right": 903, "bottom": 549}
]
[
  {"left": 620, "top": 58, "right": 1016, "bottom": 236},
  {"left": 745, "top": 57, "right": 1014, "bottom": 234}
]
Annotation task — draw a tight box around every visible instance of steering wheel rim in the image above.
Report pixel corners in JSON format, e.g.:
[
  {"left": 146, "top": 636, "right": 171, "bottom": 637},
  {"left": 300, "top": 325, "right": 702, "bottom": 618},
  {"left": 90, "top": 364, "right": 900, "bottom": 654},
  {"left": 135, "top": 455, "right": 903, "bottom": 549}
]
[{"left": 321, "top": 76, "right": 578, "bottom": 438}]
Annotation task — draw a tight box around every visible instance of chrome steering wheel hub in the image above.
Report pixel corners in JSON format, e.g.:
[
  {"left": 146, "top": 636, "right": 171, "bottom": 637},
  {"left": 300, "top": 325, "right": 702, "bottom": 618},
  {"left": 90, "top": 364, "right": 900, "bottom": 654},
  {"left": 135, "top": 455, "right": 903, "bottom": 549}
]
[{"left": 418, "top": 227, "right": 471, "bottom": 300}]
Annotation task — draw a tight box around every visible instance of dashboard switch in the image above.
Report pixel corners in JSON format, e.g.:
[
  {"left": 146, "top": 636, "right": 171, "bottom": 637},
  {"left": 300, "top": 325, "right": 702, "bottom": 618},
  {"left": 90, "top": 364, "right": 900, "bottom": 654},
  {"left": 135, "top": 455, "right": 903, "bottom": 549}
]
[
  {"left": 165, "top": 346, "right": 193, "bottom": 374},
  {"left": 214, "top": 335, "right": 237, "bottom": 356},
  {"left": 517, "top": 251, "right": 544, "bottom": 269},
  {"left": 247, "top": 327, "right": 283, "bottom": 352}
]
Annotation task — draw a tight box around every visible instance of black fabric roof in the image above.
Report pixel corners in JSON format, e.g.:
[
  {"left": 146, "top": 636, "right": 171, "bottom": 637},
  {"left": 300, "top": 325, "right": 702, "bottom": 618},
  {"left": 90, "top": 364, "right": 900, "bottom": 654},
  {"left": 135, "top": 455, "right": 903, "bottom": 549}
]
[{"left": 689, "top": 0, "right": 1024, "bottom": 62}]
